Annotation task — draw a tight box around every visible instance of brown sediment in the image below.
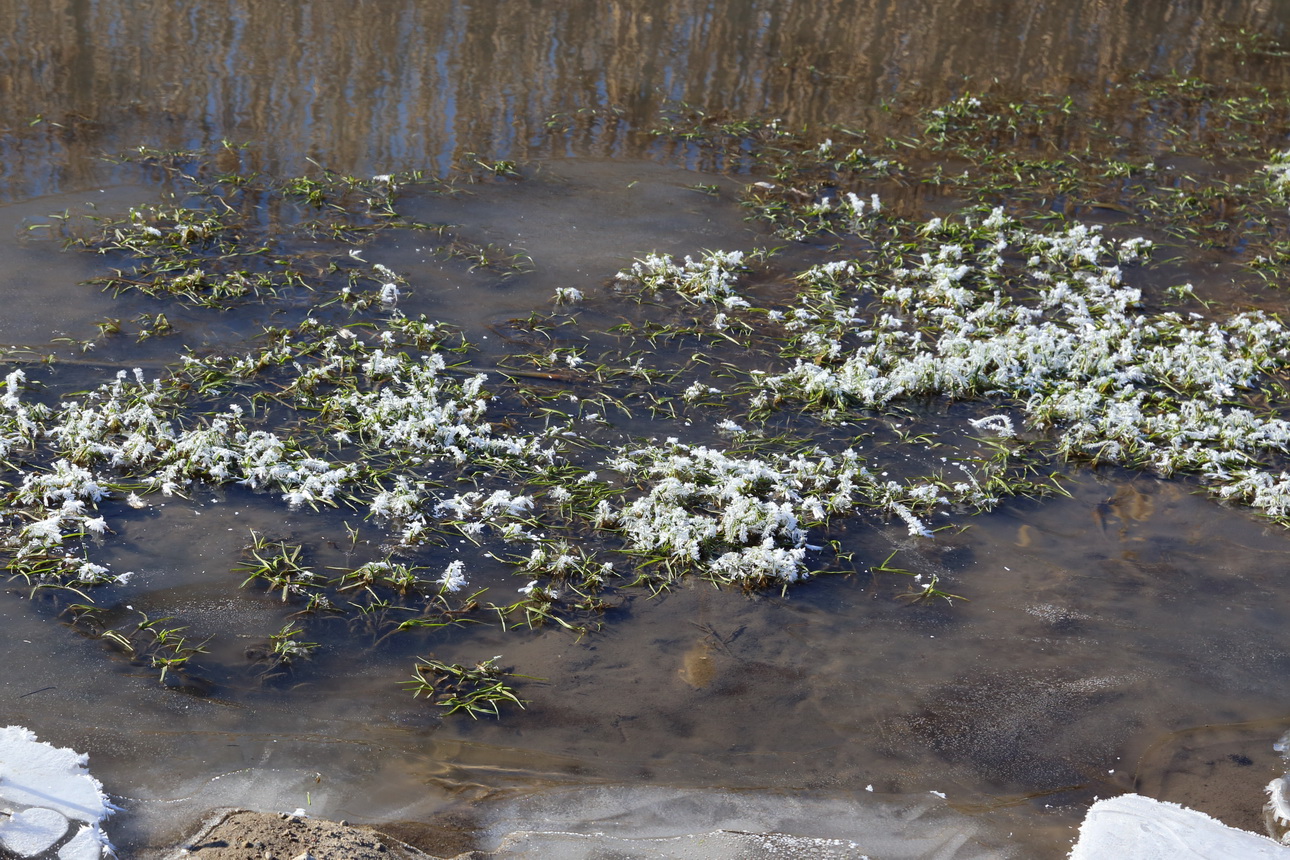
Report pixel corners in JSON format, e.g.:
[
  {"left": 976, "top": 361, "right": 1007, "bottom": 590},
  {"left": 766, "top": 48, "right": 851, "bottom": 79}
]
[{"left": 155, "top": 809, "right": 467, "bottom": 860}]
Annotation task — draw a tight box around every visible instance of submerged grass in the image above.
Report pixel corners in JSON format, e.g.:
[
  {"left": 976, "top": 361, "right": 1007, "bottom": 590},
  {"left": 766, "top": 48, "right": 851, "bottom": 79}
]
[{"left": 404, "top": 655, "right": 530, "bottom": 719}]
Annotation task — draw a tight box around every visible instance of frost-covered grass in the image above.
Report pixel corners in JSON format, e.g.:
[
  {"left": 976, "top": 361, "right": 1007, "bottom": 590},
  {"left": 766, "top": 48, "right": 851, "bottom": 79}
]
[
  {"left": 605, "top": 218, "right": 1290, "bottom": 526},
  {"left": 7, "top": 104, "right": 1290, "bottom": 715},
  {"left": 737, "top": 209, "right": 1290, "bottom": 524}
]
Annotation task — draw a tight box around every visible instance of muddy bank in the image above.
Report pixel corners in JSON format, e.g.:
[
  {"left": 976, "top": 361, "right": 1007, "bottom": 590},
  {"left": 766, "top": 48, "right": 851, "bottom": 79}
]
[{"left": 151, "top": 810, "right": 457, "bottom": 860}]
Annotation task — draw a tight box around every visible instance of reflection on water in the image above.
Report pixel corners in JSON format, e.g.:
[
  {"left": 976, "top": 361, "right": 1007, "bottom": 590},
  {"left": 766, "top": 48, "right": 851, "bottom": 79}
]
[
  {"left": 2, "top": 2, "right": 1290, "bottom": 858},
  {"left": 380, "top": 158, "right": 763, "bottom": 348},
  {"left": 0, "top": 0, "right": 1288, "bottom": 194}
]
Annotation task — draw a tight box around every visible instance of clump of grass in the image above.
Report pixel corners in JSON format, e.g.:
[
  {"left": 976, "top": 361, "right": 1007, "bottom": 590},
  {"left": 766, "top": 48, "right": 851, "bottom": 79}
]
[
  {"left": 60, "top": 605, "right": 210, "bottom": 686},
  {"left": 443, "top": 237, "right": 533, "bottom": 274},
  {"left": 897, "top": 574, "right": 969, "bottom": 606},
  {"left": 67, "top": 146, "right": 441, "bottom": 307},
  {"left": 404, "top": 655, "right": 530, "bottom": 718},
  {"left": 235, "top": 532, "right": 320, "bottom": 603},
  {"left": 266, "top": 621, "right": 318, "bottom": 666}
]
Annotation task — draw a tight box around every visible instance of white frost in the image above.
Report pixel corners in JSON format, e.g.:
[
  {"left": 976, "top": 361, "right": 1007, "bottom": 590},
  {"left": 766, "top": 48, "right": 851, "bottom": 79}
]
[
  {"left": 0, "top": 726, "right": 114, "bottom": 858},
  {"left": 1, "top": 807, "right": 69, "bottom": 856},
  {"left": 1069, "top": 794, "right": 1290, "bottom": 859}
]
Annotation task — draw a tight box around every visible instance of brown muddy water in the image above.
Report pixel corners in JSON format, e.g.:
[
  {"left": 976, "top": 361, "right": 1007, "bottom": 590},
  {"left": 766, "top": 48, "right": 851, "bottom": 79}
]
[{"left": 4, "top": 2, "right": 1290, "bottom": 858}]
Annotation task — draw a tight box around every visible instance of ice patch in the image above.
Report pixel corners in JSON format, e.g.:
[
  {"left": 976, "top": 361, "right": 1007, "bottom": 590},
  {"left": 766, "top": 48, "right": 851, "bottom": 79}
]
[
  {"left": 58, "top": 827, "right": 107, "bottom": 860},
  {"left": 0, "top": 726, "right": 114, "bottom": 858},
  {"left": 469, "top": 784, "right": 1010, "bottom": 858},
  {"left": 1269, "top": 777, "right": 1290, "bottom": 827},
  {"left": 0, "top": 808, "right": 69, "bottom": 856},
  {"left": 1070, "top": 794, "right": 1290, "bottom": 859}
]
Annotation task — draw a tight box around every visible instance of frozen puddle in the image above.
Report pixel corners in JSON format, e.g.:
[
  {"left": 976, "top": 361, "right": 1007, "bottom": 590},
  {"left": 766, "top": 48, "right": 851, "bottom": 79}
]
[
  {"left": 466, "top": 785, "right": 1013, "bottom": 859},
  {"left": 469, "top": 786, "right": 1290, "bottom": 859},
  {"left": 0, "top": 727, "right": 114, "bottom": 859}
]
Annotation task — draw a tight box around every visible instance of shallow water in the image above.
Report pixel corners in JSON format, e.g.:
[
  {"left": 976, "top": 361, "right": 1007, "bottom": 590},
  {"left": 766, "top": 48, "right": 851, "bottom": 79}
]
[
  {"left": 2, "top": 0, "right": 1289, "bottom": 192},
  {"left": 3, "top": 3, "right": 1290, "bottom": 859}
]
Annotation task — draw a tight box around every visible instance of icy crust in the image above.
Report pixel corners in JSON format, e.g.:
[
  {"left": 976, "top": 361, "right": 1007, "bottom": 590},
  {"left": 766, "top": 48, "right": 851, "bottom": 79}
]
[
  {"left": 471, "top": 784, "right": 1010, "bottom": 859},
  {"left": 1070, "top": 794, "right": 1290, "bottom": 860},
  {"left": 0, "top": 726, "right": 114, "bottom": 859}
]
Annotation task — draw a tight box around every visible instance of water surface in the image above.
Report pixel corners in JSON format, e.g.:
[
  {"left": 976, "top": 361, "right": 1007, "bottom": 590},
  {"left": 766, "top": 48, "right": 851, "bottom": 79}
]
[{"left": 2, "top": 3, "right": 1290, "bottom": 858}]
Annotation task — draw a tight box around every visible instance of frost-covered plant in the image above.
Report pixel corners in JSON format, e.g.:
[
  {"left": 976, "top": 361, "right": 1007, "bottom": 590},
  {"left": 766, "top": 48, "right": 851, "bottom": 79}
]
[
  {"left": 606, "top": 441, "right": 866, "bottom": 587},
  {"left": 838, "top": 192, "right": 882, "bottom": 233},
  {"left": 0, "top": 370, "right": 49, "bottom": 461},
  {"left": 615, "top": 249, "right": 748, "bottom": 303},
  {"left": 1265, "top": 150, "right": 1290, "bottom": 190},
  {"left": 437, "top": 560, "right": 468, "bottom": 593},
  {"left": 749, "top": 207, "right": 1290, "bottom": 525}
]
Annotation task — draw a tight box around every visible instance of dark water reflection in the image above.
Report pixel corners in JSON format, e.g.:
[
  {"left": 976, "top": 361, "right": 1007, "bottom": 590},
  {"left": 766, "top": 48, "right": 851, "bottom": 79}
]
[
  {"left": 1, "top": 0, "right": 1289, "bottom": 195},
  {"left": 2, "top": 2, "right": 1290, "bottom": 858}
]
